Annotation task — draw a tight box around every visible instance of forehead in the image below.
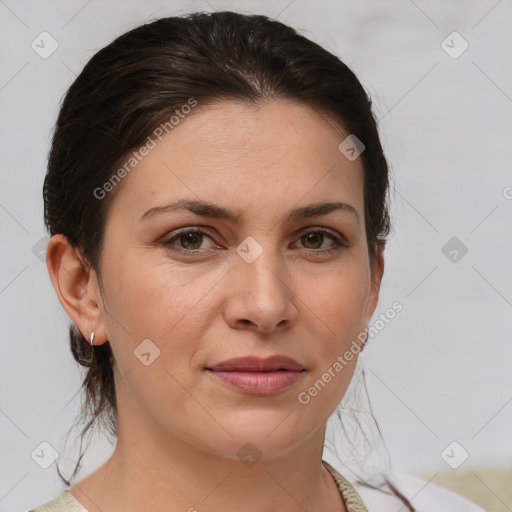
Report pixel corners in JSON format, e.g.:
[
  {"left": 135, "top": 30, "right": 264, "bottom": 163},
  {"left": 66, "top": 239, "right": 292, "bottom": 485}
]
[{"left": 108, "top": 100, "right": 365, "bottom": 222}]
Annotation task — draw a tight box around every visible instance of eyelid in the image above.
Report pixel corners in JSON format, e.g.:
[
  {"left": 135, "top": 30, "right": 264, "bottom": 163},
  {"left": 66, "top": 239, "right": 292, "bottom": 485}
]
[{"left": 160, "top": 227, "right": 220, "bottom": 250}]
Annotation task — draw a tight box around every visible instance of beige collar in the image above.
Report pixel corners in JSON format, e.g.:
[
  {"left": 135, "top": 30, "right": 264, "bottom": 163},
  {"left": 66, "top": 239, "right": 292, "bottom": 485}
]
[{"left": 322, "top": 460, "right": 369, "bottom": 512}]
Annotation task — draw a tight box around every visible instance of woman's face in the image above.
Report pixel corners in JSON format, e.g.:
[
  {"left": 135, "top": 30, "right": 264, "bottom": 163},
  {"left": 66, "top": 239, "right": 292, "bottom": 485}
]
[{"left": 91, "top": 99, "right": 383, "bottom": 460}]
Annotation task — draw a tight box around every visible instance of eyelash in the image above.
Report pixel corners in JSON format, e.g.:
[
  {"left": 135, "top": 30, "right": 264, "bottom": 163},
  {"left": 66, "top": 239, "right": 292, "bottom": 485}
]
[{"left": 161, "top": 228, "right": 346, "bottom": 257}]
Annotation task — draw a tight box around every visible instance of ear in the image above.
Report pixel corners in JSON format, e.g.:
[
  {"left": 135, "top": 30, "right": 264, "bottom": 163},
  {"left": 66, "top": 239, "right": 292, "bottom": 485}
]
[
  {"left": 45, "top": 234, "right": 108, "bottom": 345},
  {"left": 362, "top": 244, "right": 385, "bottom": 330}
]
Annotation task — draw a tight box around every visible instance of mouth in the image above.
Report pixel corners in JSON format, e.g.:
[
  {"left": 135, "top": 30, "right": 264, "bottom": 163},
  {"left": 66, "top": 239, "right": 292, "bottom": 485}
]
[{"left": 205, "top": 355, "right": 305, "bottom": 396}]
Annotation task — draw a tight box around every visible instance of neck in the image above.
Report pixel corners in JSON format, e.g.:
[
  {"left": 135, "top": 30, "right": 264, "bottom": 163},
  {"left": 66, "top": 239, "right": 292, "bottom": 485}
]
[{"left": 70, "top": 401, "right": 346, "bottom": 512}]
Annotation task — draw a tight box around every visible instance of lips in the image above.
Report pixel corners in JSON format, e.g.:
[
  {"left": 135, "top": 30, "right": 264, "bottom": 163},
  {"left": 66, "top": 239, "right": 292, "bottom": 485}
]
[
  {"left": 207, "top": 355, "right": 304, "bottom": 372},
  {"left": 206, "top": 356, "right": 305, "bottom": 396}
]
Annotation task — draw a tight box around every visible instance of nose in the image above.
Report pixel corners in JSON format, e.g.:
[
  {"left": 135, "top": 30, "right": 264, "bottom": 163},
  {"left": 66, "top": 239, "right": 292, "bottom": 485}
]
[{"left": 223, "top": 244, "right": 299, "bottom": 334}]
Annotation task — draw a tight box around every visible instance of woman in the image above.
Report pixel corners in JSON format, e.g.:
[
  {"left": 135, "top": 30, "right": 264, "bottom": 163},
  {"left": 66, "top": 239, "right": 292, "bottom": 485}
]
[{"left": 31, "top": 11, "right": 484, "bottom": 512}]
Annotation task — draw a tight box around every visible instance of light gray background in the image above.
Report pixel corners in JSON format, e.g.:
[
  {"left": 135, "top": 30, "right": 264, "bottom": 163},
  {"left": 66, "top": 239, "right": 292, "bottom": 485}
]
[{"left": 1, "top": 0, "right": 511, "bottom": 510}]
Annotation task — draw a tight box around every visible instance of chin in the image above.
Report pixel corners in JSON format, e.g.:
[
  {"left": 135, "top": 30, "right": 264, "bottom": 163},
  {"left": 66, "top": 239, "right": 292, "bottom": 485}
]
[{"left": 191, "top": 416, "right": 313, "bottom": 463}]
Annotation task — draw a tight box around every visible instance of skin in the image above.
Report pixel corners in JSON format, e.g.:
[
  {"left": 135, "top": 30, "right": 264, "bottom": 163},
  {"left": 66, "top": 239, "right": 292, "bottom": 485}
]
[{"left": 46, "top": 99, "right": 384, "bottom": 512}]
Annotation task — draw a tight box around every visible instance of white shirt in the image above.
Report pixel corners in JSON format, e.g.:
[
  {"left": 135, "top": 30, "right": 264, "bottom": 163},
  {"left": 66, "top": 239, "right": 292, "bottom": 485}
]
[{"left": 353, "top": 471, "right": 486, "bottom": 511}]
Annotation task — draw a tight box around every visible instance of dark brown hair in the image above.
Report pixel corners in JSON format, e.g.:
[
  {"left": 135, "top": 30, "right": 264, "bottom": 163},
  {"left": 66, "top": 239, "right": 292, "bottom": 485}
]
[{"left": 43, "top": 10, "right": 411, "bottom": 509}]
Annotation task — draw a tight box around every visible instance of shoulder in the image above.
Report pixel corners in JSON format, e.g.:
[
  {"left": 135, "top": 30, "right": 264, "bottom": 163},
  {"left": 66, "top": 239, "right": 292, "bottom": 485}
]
[
  {"left": 353, "top": 472, "right": 486, "bottom": 512},
  {"left": 28, "top": 490, "right": 88, "bottom": 512}
]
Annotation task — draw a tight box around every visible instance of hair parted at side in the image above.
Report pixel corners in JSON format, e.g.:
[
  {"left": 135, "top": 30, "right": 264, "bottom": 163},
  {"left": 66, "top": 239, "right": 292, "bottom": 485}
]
[{"left": 43, "top": 9, "right": 407, "bottom": 508}]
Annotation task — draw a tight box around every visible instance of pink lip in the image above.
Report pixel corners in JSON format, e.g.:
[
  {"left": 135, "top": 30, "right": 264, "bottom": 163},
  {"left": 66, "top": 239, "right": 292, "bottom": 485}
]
[
  {"left": 206, "top": 356, "right": 305, "bottom": 396},
  {"left": 207, "top": 355, "right": 304, "bottom": 372}
]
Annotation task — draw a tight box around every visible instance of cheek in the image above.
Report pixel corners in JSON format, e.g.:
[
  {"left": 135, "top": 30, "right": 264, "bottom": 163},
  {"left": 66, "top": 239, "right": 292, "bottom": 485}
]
[
  {"left": 297, "top": 265, "right": 369, "bottom": 419},
  {"left": 305, "top": 258, "right": 370, "bottom": 339},
  {"left": 101, "top": 251, "right": 224, "bottom": 354},
  {"left": 101, "top": 255, "right": 218, "bottom": 408}
]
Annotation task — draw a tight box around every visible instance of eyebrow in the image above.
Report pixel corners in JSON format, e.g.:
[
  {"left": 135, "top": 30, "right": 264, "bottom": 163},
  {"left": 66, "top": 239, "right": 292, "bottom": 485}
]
[{"left": 138, "top": 198, "right": 359, "bottom": 224}]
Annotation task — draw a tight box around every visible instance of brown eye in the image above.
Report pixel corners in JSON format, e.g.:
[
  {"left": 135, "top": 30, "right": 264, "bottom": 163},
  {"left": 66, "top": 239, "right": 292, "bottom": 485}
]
[
  {"left": 162, "top": 229, "right": 216, "bottom": 254},
  {"left": 295, "top": 230, "right": 346, "bottom": 255},
  {"left": 301, "top": 232, "right": 324, "bottom": 249},
  {"left": 179, "top": 232, "right": 204, "bottom": 250}
]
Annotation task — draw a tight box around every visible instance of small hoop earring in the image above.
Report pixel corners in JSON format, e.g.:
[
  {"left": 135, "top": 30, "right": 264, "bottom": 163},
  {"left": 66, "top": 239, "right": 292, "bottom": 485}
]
[{"left": 89, "top": 331, "right": 95, "bottom": 347}]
